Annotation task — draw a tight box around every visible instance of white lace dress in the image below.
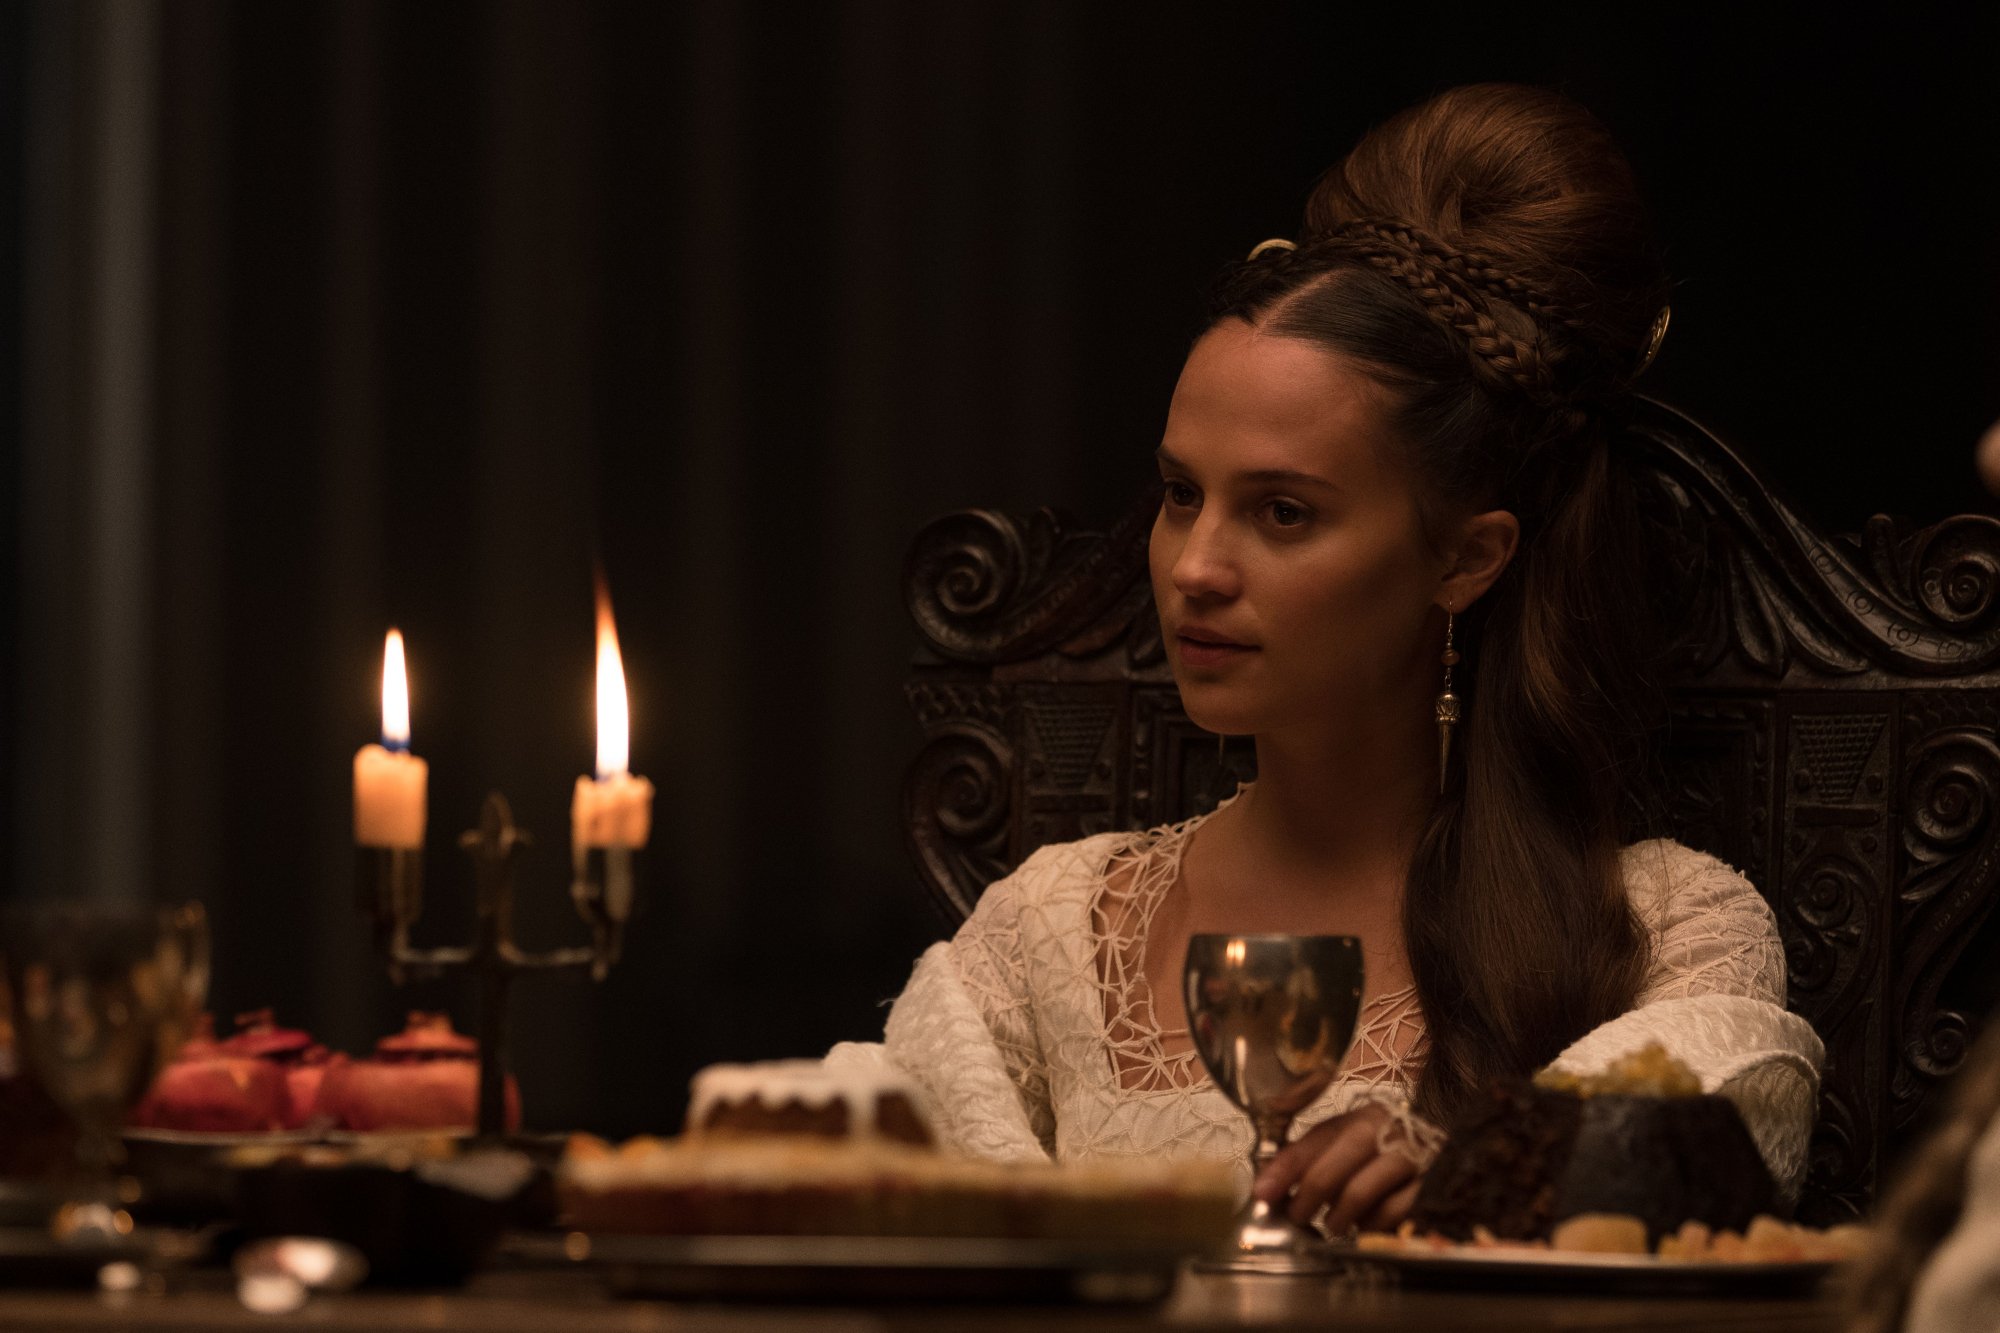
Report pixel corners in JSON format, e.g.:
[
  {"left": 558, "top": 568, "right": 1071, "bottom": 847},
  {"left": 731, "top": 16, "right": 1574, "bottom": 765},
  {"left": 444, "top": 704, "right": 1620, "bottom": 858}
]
[{"left": 828, "top": 798, "right": 1826, "bottom": 1203}]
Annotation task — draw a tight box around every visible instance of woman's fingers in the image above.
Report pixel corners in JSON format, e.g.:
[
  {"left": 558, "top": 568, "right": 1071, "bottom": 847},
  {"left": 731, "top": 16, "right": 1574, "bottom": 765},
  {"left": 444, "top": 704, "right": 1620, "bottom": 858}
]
[
  {"left": 1281, "top": 1121, "right": 1381, "bottom": 1226},
  {"left": 1317, "top": 1150, "right": 1418, "bottom": 1235},
  {"left": 1253, "top": 1114, "right": 1356, "bottom": 1206},
  {"left": 1361, "top": 1176, "right": 1422, "bottom": 1234}
]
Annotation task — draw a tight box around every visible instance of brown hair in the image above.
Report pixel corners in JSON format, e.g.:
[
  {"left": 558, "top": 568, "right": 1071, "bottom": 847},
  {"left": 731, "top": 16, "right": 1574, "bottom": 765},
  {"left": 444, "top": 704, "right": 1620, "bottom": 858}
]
[{"left": 1205, "top": 84, "right": 1672, "bottom": 1126}]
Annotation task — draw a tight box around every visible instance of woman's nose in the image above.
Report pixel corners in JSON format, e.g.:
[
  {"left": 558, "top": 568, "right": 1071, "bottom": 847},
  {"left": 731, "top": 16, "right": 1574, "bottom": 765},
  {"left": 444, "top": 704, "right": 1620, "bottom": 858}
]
[{"left": 1172, "top": 513, "right": 1241, "bottom": 602}]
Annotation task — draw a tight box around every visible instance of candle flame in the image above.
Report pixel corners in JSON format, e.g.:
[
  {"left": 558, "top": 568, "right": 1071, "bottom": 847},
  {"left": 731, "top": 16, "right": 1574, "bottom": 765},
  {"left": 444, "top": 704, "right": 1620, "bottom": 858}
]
[
  {"left": 1225, "top": 938, "right": 1246, "bottom": 968},
  {"left": 595, "top": 583, "right": 629, "bottom": 779},
  {"left": 382, "top": 629, "right": 411, "bottom": 748}
]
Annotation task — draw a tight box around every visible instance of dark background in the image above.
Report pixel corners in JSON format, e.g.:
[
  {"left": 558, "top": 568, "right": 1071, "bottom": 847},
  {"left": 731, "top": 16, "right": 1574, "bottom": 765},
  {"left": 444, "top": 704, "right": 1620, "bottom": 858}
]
[{"left": 3, "top": 2, "right": 1997, "bottom": 1136}]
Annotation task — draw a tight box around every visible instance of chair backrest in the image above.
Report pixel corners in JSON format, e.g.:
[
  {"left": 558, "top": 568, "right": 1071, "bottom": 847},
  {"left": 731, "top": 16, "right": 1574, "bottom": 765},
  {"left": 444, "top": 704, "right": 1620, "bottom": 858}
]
[{"left": 901, "top": 398, "right": 2000, "bottom": 1224}]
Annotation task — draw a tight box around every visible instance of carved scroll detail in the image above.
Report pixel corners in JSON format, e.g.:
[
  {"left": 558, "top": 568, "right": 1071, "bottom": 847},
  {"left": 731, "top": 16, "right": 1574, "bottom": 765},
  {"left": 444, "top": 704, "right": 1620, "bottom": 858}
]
[
  {"left": 902, "top": 721, "right": 1015, "bottom": 923},
  {"left": 1785, "top": 853, "right": 1869, "bottom": 997},
  {"left": 1891, "top": 711, "right": 2000, "bottom": 1127},
  {"left": 905, "top": 502, "right": 1155, "bottom": 665},
  {"left": 1801, "top": 1087, "right": 1868, "bottom": 1225},
  {"left": 1629, "top": 400, "right": 2000, "bottom": 678}
]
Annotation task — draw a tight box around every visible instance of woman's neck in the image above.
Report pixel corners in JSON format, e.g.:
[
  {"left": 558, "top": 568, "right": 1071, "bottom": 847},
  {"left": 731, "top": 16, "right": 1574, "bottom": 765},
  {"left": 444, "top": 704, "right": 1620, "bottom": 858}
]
[{"left": 1224, "top": 704, "right": 1436, "bottom": 899}]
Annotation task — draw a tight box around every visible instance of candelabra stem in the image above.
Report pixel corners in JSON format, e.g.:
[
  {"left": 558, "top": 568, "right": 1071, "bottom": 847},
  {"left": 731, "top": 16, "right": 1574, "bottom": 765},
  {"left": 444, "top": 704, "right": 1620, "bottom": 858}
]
[
  {"left": 463, "top": 793, "right": 527, "bottom": 1141},
  {"left": 476, "top": 955, "right": 513, "bottom": 1140}
]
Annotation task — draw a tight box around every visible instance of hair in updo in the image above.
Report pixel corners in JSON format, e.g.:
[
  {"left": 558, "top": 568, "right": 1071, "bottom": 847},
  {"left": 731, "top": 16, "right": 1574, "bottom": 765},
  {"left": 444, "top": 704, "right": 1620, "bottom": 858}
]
[{"left": 1206, "top": 84, "right": 1673, "bottom": 1128}]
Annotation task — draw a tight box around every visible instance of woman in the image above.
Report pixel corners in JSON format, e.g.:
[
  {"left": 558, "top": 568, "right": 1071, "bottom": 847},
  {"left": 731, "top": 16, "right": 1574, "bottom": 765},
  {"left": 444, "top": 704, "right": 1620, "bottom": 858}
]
[{"left": 831, "top": 83, "right": 1823, "bottom": 1235}]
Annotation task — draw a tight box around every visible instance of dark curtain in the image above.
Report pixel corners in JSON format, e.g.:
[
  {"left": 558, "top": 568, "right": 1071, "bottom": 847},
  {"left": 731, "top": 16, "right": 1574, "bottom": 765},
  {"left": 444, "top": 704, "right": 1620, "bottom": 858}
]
[{"left": 8, "top": 1, "right": 2000, "bottom": 1135}]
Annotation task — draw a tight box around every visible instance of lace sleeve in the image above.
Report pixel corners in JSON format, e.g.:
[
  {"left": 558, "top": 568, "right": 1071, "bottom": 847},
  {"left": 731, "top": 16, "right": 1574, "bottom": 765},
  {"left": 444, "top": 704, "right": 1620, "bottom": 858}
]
[
  {"left": 1626, "top": 839, "right": 1788, "bottom": 1007},
  {"left": 946, "top": 857, "right": 1056, "bottom": 1148},
  {"left": 1542, "top": 841, "right": 1824, "bottom": 1205},
  {"left": 831, "top": 853, "right": 1059, "bottom": 1162}
]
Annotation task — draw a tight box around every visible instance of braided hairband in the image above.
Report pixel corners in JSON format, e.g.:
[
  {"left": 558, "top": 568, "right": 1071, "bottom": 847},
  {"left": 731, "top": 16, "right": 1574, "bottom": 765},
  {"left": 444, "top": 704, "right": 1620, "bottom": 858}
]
[{"left": 1243, "top": 227, "right": 1671, "bottom": 391}]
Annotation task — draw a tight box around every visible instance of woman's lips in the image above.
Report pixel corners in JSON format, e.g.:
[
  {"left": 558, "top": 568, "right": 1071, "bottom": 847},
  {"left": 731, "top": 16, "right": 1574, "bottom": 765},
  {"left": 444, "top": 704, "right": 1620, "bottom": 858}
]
[{"left": 1176, "top": 633, "right": 1258, "bottom": 668}]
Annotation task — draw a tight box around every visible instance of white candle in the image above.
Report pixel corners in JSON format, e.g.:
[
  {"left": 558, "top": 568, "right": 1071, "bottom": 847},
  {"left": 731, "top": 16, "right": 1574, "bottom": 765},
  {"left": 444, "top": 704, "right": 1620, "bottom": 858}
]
[
  {"left": 353, "top": 628, "right": 428, "bottom": 849},
  {"left": 572, "top": 591, "right": 653, "bottom": 849}
]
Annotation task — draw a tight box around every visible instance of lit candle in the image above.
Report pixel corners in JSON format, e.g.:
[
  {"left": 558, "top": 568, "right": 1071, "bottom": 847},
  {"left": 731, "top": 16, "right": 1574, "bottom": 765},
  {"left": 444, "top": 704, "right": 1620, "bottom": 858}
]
[
  {"left": 353, "top": 629, "right": 428, "bottom": 848},
  {"left": 571, "top": 587, "right": 654, "bottom": 849}
]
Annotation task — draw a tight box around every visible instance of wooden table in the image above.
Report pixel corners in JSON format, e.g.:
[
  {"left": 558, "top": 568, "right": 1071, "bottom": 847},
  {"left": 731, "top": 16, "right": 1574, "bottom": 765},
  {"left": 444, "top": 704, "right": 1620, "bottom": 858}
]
[{"left": 0, "top": 1267, "right": 1846, "bottom": 1331}]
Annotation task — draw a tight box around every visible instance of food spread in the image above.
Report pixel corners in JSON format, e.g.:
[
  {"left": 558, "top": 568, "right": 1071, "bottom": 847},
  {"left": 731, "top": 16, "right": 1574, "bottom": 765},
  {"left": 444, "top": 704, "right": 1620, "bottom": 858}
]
[{"left": 130, "top": 1011, "right": 518, "bottom": 1135}]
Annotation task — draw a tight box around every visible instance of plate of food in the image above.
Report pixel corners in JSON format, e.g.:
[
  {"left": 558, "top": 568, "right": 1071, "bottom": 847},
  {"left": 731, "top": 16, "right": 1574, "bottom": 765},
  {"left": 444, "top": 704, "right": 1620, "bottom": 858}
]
[
  {"left": 121, "top": 1008, "right": 528, "bottom": 1225},
  {"left": 1333, "top": 1045, "right": 1869, "bottom": 1295},
  {"left": 1338, "top": 1213, "right": 1866, "bottom": 1296}
]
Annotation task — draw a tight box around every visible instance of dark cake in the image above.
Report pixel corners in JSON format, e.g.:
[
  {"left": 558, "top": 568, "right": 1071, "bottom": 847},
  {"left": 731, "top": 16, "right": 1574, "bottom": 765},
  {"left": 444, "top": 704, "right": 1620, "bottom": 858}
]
[{"left": 1410, "top": 1050, "right": 1776, "bottom": 1244}]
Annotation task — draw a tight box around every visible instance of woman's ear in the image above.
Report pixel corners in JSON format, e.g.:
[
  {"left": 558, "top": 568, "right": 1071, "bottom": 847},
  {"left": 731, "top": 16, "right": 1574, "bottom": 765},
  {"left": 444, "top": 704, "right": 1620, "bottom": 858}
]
[{"left": 1436, "top": 510, "right": 1520, "bottom": 611}]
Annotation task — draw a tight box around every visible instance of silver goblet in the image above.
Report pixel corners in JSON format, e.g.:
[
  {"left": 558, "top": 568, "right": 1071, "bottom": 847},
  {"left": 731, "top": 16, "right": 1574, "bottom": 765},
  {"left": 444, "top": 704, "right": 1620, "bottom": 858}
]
[{"left": 1183, "top": 933, "right": 1363, "bottom": 1274}]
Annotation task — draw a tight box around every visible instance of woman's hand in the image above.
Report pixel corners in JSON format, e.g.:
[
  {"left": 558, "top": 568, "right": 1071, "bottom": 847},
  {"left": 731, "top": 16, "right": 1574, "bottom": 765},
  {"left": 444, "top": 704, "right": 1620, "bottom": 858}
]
[{"left": 1253, "top": 1103, "right": 1423, "bottom": 1236}]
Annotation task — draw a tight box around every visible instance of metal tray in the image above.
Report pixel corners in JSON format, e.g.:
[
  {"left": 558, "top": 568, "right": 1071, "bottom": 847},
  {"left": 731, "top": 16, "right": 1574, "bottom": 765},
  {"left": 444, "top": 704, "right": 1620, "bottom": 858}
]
[
  {"left": 1332, "top": 1242, "right": 1842, "bottom": 1297},
  {"left": 504, "top": 1231, "right": 1185, "bottom": 1304}
]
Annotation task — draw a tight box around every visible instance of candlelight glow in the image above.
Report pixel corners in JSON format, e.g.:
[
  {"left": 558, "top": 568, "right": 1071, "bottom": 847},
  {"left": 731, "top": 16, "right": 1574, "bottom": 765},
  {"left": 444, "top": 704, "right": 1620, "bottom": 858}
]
[
  {"left": 382, "top": 629, "right": 411, "bottom": 748},
  {"left": 595, "top": 588, "right": 629, "bottom": 779},
  {"left": 1225, "top": 938, "right": 1247, "bottom": 968}
]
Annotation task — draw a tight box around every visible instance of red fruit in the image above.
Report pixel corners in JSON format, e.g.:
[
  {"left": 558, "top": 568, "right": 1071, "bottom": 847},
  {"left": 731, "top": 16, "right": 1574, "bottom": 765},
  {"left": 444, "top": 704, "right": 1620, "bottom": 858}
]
[
  {"left": 131, "top": 1011, "right": 339, "bottom": 1133},
  {"left": 131, "top": 1047, "right": 289, "bottom": 1133},
  {"left": 220, "top": 1009, "right": 316, "bottom": 1061},
  {"left": 222, "top": 1010, "right": 342, "bottom": 1131},
  {"left": 282, "top": 1052, "right": 340, "bottom": 1131},
  {"left": 315, "top": 1012, "right": 520, "bottom": 1133},
  {"left": 375, "top": 1012, "right": 478, "bottom": 1059}
]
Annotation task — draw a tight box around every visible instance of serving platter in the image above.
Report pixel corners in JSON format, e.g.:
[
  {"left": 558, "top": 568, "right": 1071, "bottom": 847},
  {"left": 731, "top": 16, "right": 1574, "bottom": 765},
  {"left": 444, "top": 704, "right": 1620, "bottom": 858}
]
[
  {"left": 1331, "top": 1242, "right": 1843, "bottom": 1297},
  {"left": 122, "top": 1127, "right": 321, "bottom": 1148},
  {"left": 504, "top": 1232, "right": 1184, "bottom": 1305}
]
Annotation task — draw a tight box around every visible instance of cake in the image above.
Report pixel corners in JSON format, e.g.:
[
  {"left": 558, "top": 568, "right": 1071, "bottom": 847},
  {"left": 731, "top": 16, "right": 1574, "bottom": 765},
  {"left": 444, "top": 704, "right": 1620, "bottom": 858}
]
[
  {"left": 687, "top": 1060, "right": 932, "bottom": 1148},
  {"left": 562, "top": 1059, "right": 1232, "bottom": 1247},
  {"left": 557, "top": 1134, "right": 1236, "bottom": 1245},
  {"left": 1408, "top": 1044, "right": 1776, "bottom": 1244}
]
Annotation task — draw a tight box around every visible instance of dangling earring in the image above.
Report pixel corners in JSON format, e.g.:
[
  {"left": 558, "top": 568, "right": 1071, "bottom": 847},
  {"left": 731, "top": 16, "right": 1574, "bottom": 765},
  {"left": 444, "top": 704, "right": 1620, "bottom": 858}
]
[{"left": 1435, "top": 610, "right": 1462, "bottom": 794}]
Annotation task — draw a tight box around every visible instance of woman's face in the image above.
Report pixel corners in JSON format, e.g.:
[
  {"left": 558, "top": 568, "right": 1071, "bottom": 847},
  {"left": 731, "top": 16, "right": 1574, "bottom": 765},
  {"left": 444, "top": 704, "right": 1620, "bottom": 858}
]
[{"left": 1149, "top": 320, "right": 1449, "bottom": 740}]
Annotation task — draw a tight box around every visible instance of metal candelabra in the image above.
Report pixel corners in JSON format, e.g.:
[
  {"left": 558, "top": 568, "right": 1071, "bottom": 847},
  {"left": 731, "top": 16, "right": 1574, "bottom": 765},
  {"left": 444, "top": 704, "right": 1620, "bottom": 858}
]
[{"left": 355, "top": 792, "right": 635, "bottom": 1138}]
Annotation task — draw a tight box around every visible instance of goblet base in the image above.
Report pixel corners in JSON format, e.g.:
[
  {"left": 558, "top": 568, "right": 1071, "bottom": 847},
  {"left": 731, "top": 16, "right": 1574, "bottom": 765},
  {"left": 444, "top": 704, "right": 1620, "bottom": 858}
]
[{"left": 1191, "top": 1197, "right": 1339, "bottom": 1275}]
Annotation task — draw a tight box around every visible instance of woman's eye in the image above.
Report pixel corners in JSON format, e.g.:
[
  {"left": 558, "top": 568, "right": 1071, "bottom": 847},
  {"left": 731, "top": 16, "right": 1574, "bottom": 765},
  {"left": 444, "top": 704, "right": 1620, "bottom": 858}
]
[
  {"left": 1163, "top": 481, "right": 1199, "bottom": 509},
  {"left": 1264, "top": 499, "right": 1309, "bottom": 528}
]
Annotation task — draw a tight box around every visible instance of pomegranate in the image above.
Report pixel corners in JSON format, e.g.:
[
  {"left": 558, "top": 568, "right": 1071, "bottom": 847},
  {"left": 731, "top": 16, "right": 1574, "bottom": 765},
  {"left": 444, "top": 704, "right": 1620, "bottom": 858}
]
[
  {"left": 221, "top": 1009, "right": 339, "bottom": 1130},
  {"left": 315, "top": 1012, "right": 520, "bottom": 1133},
  {"left": 131, "top": 1014, "right": 290, "bottom": 1133}
]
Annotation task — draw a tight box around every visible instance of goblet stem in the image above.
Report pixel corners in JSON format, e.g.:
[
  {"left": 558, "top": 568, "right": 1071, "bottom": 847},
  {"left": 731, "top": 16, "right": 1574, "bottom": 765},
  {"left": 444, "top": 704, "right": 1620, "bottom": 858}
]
[
  {"left": 1251, "top": 1119, "right": 1287, "bottom": 1177},
  {"left": 1196, "top": 1113, "right": 1337, "bottom": 1275},
  {"left": 50, "top": 1112, "right": 131, "bottom": 1244}
]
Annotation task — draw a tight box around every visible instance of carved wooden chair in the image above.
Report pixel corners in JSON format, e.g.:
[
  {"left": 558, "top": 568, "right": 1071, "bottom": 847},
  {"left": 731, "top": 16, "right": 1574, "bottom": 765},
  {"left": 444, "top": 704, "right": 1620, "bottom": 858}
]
[{"left": 901, "top": 398, "right": 2000, "bottom": 1224}]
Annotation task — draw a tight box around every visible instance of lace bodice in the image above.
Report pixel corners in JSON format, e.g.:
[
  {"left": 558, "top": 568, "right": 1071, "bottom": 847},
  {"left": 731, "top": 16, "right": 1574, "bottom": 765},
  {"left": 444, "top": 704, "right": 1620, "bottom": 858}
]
[
  {"left": 828, "top": 797, "right": 1825, "bottom": 1201},
  {"left": 1089, "top": 813, "right": 1426, "bottom": 1098}
]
